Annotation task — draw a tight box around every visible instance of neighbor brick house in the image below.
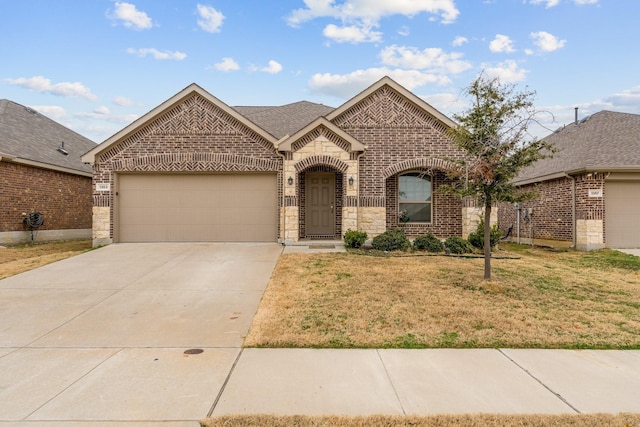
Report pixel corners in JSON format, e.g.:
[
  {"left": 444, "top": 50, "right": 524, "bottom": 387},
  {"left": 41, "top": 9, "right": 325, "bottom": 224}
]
[
  {"left": 82, "top": 76, "right": 480, "bottom": 246},
  {"left": 0, "top": 99, "right": 96, "bottom": 244},
  {"left": 498, "top": 110, "right": 640, "bottom": 250}
]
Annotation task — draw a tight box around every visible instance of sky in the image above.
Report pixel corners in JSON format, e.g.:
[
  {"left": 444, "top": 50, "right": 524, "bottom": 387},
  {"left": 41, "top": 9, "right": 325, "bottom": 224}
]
[{"left": 2, "top": 0, "right": 639, "bottom": 143}]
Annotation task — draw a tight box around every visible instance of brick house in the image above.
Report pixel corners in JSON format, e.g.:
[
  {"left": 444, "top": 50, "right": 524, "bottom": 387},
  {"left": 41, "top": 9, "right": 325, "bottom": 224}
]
[
  {"left": 0, "top": 100, "right": 96, "bottom": 244},
  {"left": 82, "top": 76, "right": 479, "bottom": 246},
  {"left": 498, "top": 110, "right": 640, "bottom": 250}
]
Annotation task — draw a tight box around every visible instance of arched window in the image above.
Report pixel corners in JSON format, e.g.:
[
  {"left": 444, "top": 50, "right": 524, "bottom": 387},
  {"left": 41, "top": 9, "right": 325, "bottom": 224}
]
[{"left": 399, "top": 172, "right": 432, "bottom": 223}]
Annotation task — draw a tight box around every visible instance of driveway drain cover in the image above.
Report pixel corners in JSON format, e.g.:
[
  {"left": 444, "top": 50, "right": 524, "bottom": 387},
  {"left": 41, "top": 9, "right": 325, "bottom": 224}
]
[{"left": 184, "top": 349, "right": 204, "bottom": 355}]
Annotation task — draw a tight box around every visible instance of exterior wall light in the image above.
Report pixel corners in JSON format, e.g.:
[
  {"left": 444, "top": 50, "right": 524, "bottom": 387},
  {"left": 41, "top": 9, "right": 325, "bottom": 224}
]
[
  {"left": 287, "top": 176, "right": 294, "bottom": 186},
  {"left": 348, "top": 176, "right": 354, "bottom": 186}
]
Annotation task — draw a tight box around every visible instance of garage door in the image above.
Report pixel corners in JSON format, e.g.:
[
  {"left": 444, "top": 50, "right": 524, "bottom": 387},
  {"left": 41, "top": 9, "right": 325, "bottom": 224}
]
[
  {"left": 605, "top": 181, "right": 640, "bottom": 248},
  {"left": 117, "top": 174, "right": 277, "bottom": 243}
]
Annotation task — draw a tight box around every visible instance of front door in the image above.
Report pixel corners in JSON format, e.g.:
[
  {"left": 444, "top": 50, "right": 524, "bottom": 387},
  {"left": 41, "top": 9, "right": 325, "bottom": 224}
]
[{"left": 305, "top": 172, "right": 335, "bottom": 237}]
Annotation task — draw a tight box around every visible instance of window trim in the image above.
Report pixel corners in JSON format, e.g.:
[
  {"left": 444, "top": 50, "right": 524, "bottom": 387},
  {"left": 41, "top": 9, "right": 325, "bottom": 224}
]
[{"left": 398, "top": 171, "right": 433, "bottom": 224}]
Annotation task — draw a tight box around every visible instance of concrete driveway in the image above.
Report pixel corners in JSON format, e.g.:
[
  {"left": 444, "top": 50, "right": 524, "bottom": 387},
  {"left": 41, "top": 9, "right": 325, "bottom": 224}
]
[{"left": 0, "top": 243, "right": 282, "bottom": 426}]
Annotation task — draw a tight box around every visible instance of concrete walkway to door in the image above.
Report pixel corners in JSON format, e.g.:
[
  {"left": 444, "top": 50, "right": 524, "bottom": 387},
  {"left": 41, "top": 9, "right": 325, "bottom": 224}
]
[{"left": 0, "top": 243, "right": 283, "bottom": 426}]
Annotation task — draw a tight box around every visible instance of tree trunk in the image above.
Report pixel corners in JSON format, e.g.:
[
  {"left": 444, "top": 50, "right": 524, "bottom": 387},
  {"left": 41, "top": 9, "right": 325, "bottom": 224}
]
[{"left": 484, "top": 200, "right": 492, "bottom": 281}]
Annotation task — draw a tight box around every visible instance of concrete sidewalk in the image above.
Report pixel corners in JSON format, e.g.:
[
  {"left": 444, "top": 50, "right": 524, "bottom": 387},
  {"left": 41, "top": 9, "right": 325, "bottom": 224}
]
[{"left": 212, "top": 348, "right": 640, "bottom": 416}]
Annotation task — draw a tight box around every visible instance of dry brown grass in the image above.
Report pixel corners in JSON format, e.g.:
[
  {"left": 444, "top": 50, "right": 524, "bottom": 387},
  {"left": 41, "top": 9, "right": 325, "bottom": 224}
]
[
  {"left": 0, "top": 240, "right": 92, "bottom": 280},
  {"left": 245, "top": 245, "right": 640, "bottom": 349},
  {"left": 202, "top": 413, "right": 640, "bottom": 427}
]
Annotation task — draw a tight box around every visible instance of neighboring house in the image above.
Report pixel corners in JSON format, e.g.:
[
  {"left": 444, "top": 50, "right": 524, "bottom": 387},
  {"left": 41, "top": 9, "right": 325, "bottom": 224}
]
[
  {"left": 0, "top": 100, "right": 96, "bottom": 244},
  {"left": 82, "top": 76, "right": 476, "bottom": 246},
  {"left": 498, "top": 110, "right": 640, "bottom": 250}
]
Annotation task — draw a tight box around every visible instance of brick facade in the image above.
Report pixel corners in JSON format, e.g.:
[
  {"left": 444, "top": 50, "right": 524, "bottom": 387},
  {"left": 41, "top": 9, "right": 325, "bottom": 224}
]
[
  {"left": 0, "top": 161, "right": 92, "bottom": 233},
  {"left": 88, "top": 79, "right": 467, "bottom": 245},
  {"left": 91, "top": 93, "right": 282, "bottom": 244},
  {"left": 497, "top": 173, "right": 606, "bottom": 249}
]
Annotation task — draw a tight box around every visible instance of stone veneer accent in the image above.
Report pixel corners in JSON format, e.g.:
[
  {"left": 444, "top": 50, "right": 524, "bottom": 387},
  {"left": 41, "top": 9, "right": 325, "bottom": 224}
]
[
  {"left": 358, "top": 207, "right": 386, "bottom": 237},
  {"left": 576, "top": 219, "right": 604, "bottom": 250},
  {"left": 92, "top": 206, "right": 111, "bottom": 246}
]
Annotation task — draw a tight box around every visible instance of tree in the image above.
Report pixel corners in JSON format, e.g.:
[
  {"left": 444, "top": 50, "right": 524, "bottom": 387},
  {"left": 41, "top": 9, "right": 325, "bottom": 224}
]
[{"left": 444, "top": 75, "right": 554, "bottom": 280}]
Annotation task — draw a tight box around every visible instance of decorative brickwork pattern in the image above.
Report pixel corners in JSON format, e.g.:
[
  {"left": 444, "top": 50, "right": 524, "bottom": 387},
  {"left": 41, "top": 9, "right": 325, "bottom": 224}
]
[
  {"left": 332, "top": 86, "right": 449, "bottom": 133},
  {"left": 382, "top": 157, "right": 456, "bottom": 179},
  {"left": 294, "top": 155, "right": 349, "bottom": 173},
  {"left": 1, "top": 161, "right": 91, "bottom": 232},
  {"left": 291, "top": 126, "right": 351, "bottom": 153},
  {"left": 92, "top": 95, "right": 282, "bottom": 241}
]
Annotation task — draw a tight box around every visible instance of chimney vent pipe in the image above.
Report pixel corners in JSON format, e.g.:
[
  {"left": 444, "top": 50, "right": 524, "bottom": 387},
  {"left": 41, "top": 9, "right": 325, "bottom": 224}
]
[{"left": 575, "top": 107, "right": 579, "bottom": 125}]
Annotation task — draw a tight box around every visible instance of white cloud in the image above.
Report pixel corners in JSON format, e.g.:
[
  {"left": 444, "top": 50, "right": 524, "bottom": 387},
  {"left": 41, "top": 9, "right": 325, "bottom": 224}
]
[
  {"left": 482, "top": 60, "right": 528, "bottom": 83},
  {"left": 309, "top": 68, "right": 450, "bottom": 99},
  {"left": 214, "top": 57, "right": 240, "bottom": 71},
  {"left": 250, "top": 60, "right": 283, "bottom": 74},
  {"left": 75, "top": 110, "right": 139, "bottom": 124},
  {"left": 452, "top": 36, "right": 468, "bottom": 47},
  {"left": 489, "top": 34, "right": 515, "bottom": 53},
  {"left": 529, "top": 0, "right": 560, "bottom": 8},
  {"left": 379, "top": 45, "right": 471, "bottom": 74},
  {"left": 422, "top": 93, "right": 467, "bottom": 113},
  {"left": 5, "top": 76, "right": 98, "bottom": 101},
  {"left": 397, "top": 26, "right": 410, "bottom": 36},
  {"left": 529, "top": 31, "right": 566, "bottom": 52},
  {"left": 113, "top": 96, "right": 134, "bottom": 106},
  {"left": 28, "top": 105, "right": 68, "bottom": 121},
  {"left": 93, "top": 106, "right": 110, "bottom": 115},
  {"left": 604, "top": 85, "right": 640, "bottom": 108},
  {"left": 109, "top": 2, "right": 153, "bottom": 30},
  {"left": 127, "top": 48, "right": 187, "bottom": 60},
  {"left": 196, "top": 4, "right": 225, "bottom": 33},
  {"left": 288, "top": 0, "right": 459, "bottom": 43},
  {"left": 529, "top": 0, "right": 598, "bottom": 6},
  {"left": 288, "top": 0, "right": 459, "bottom": 25},
  {"left": 323, "top": 23, "right": 382, "bottom": 43}
]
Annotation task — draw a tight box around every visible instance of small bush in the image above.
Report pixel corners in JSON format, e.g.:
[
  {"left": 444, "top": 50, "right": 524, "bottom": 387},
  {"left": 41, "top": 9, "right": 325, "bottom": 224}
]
[
  {"left": 343, "top": 229, "right": 368, "bottom": 248},
  {"left": 444, "top": 236, "right": 473, "bottom": 254},
  {"left": 468, "top": 219, "right": 502, "bottom": 249},
  {"left": 413, "top": 233, "right": 444, "bottom": 252},
  {"left": 371, "top": 229, "right": 411, "bottom": 252}
]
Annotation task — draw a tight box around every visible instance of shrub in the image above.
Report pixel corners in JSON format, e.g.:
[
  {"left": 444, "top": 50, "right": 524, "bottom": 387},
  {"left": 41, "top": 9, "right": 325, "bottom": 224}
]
[
  {"left": 444, "top": 236, "right": 473, "bottom": 254},
  {"left": 467, "top": 219, "right": 502, "bottom": 249},
  {"left": 343, "top": 229, "right": 368, "bottom": 248},
  {"left": 413, "top": 233, "right": 444, "bottom": 252},
  {"left": 371, "top": 229, "right": 411, "bottom": 252}
]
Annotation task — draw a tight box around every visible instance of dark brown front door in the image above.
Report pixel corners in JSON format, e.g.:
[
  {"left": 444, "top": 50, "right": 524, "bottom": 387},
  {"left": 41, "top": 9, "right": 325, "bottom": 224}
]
[{"left": 306, "top": 172, "right": 335, "bottom": 237}]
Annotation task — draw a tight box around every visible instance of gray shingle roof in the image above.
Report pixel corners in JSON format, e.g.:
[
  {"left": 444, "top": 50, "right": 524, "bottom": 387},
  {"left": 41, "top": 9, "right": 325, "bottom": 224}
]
[
  {"left": 516, "top": 110, "right": 640, "bottom": 183},
  {"left": 234, "top": 101, "right": 335, "bottom": 139},
  {"left": 0, "top": 99, "right": 96, "bottom": 174}
]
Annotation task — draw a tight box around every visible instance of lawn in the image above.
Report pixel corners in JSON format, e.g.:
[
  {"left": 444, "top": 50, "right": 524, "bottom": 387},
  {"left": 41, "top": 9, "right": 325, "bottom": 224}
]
[
  {"left": 245, "top": 244, "right": 640, "bottom": 349},
  {"left": 0, "top": 240, "right": 92, "bottom": 280},
  {"left": 202, "top": 414, "right": 640, "bottom": 427}
]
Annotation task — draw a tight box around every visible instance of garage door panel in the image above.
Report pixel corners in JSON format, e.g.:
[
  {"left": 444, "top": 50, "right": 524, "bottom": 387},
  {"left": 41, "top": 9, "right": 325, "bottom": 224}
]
[
  {"left": 605, "top": 181, "right": 640, "bottom": 248},
  {"left": 118, "top": 174, "right": 277, "bottom": 243}
]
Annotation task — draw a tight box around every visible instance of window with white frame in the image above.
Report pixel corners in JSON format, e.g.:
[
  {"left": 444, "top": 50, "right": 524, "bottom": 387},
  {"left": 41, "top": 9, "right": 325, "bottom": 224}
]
[{"left": 398, "top": 172, "right": 432, "bottom": 223}]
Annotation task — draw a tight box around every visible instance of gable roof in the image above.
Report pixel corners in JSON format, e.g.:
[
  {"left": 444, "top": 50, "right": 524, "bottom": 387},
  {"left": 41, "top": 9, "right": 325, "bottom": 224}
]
[
  {"left": 277, "top": 117, "right": 366, "bottom": 152},
  {"left": 82, "top": 83, "right": 279, "bottom": 164},
  {"left": 234, "top": 101, "right": 334, "bottom": 139},
  {"left": 326, "top": 76, "right": 457, "bottom": 129},
  {"left": 515, "top": 110, "right": 640, "bottom": 184},
  {"left": 0, "top": 99, "right": 96, "bottom": 176}
]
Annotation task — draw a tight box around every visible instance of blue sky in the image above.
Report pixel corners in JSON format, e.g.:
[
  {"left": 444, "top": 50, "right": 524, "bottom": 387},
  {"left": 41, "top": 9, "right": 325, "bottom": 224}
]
[{"left": 2, "top": 0, "right": 639, "bottom": 143}]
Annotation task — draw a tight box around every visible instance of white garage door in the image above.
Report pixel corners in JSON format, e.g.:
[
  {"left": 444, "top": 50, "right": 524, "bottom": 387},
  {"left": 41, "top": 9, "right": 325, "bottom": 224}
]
[
  {"left": 605, "top": 181, "right": 640, "bottom": 248},
  {"left": 117, "top": 174, "right": 277, "bottom": 243}
]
